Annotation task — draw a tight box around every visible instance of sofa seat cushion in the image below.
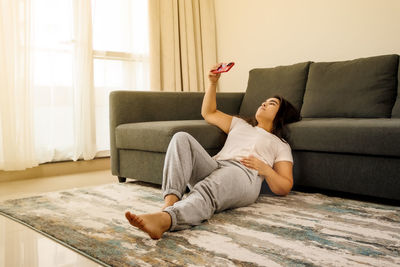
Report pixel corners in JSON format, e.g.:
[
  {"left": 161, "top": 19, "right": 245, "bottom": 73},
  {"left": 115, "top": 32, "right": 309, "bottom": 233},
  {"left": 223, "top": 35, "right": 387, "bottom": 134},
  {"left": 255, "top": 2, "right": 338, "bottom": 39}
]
[
  {"left": 115, "top": 120, "right": 226, "bottom": 152},
  {"left": 286, "top": 118, "right": 400, "bottom": 157}
]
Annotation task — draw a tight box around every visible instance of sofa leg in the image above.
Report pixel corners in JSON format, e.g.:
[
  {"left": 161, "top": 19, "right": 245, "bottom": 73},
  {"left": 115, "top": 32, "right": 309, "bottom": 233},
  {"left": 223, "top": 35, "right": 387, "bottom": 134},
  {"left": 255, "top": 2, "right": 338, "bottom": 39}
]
[{"left": 118, "top": 176, "right": 127, "bottom": 183}]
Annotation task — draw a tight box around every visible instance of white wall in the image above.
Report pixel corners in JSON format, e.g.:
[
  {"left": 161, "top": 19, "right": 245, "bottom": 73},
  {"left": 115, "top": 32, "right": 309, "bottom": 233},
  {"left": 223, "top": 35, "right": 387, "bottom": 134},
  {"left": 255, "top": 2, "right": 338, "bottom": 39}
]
[{"left": 214, "top": 0, "right": 400, "bottom": 92}]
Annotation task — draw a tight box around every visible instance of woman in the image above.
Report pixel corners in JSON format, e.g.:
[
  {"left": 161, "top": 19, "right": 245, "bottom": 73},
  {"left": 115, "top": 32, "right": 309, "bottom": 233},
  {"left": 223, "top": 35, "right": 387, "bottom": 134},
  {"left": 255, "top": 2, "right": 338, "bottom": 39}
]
[{"left": 125, "top": 63, "right": 301, "bottom": 239}]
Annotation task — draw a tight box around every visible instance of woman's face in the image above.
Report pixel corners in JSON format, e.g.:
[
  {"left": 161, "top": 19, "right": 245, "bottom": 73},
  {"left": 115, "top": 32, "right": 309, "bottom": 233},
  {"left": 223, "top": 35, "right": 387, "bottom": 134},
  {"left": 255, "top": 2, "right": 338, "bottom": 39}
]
[{"left": 255, "top": 97, "right": 281, "bottom": 123}]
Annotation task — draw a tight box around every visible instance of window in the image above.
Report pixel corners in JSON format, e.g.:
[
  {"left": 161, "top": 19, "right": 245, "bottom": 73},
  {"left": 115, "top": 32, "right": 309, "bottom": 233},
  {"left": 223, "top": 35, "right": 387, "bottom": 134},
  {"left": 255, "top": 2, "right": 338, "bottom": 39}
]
[
  {"left": 32, "top": 0, "right": 149, "bottom": 163},
  {"left": 92, "top": 0, "right": 149, "bottom": 154}
]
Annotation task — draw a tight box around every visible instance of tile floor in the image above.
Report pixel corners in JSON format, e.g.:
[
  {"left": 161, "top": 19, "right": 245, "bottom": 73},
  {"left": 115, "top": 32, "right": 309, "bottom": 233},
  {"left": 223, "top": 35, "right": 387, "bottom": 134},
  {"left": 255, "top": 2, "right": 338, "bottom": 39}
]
[{"left": 0, "top": 169, "right": 117, "bottom": 267}]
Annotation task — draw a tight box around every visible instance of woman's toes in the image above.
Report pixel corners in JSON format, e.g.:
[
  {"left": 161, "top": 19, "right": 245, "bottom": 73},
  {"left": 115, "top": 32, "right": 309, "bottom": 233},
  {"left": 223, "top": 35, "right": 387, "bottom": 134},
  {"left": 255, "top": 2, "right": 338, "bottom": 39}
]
[
  {"left": 125, "top": 211, "right": 132, "bottom": 221},
  {"left": 133, "top": 214, "right": 146, "bottom": 229},
  {"left": 125, "top": 212, "right": 142, "bottom": 228}
]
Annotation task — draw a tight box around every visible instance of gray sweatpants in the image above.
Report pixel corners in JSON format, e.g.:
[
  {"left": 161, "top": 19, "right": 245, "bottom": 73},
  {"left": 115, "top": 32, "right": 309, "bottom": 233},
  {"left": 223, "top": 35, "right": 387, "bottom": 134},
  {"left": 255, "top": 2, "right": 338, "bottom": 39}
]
[{"left": 162, "top": 132, "right": 263, "bottom": 231}]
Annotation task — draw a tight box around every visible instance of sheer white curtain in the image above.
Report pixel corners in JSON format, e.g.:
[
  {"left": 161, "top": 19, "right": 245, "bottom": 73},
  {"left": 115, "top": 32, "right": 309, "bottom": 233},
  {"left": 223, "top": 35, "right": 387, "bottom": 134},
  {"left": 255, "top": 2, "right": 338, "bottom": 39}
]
[
  {"left": 32, "top": 0, "right": 93, "bottom": 163},
  {"left": 0, "top": 0, "right": 38, "bottom": 171},
  {"left": 0, "top": 0, "right": 149, "bottom": 171},
  {"left": 72, "top": 0, "right": 96, "bottom": 161}
]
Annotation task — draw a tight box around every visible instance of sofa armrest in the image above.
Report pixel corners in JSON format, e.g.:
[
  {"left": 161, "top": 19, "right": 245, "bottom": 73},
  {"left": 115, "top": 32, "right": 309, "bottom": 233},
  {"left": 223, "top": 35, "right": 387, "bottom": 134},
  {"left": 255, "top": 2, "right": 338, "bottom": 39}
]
[{"left": 109, "top": 90, "right": 244, "bottom": 175}]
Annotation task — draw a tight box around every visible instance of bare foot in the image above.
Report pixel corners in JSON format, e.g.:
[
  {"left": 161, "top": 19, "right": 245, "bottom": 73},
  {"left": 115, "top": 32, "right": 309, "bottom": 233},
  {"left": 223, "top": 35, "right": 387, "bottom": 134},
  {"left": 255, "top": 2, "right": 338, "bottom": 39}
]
[{"left": 125, "top": 211, "right": 171, "bottom": 240}]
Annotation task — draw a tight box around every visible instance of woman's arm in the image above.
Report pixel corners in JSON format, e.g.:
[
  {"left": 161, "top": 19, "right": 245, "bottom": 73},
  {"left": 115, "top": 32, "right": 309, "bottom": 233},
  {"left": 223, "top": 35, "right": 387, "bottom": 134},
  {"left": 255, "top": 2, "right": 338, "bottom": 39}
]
[
  {"left": 240, "top": 156, "right": 293, "bottom": 196},
  {"left": 201, "top": 81, "right": 218, "bottom": 116},
  {"left": 262, "top": 161, "right": 293, "bottom": 196},
  {"left": 201, "top": 64, "right": 233, "bottom": 134}
]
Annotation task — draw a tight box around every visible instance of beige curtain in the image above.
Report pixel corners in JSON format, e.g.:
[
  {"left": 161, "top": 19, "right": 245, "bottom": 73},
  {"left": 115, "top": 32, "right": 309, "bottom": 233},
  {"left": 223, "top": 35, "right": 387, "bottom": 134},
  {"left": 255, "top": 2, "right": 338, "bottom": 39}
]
[{"left": 148, "top": 0, "right": 217, "bottom": 92}]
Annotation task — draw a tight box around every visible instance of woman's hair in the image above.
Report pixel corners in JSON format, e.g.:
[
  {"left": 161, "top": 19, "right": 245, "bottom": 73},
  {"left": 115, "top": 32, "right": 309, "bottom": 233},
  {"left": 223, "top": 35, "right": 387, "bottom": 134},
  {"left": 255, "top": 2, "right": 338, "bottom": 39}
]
[{"left": 235, "top": 95, "right": 301, "bottom": 143}]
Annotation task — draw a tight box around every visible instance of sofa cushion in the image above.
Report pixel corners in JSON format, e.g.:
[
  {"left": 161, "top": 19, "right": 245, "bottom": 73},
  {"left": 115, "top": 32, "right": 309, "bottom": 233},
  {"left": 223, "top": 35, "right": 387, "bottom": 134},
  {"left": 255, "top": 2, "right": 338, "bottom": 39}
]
[
  {"left": 239, "top": 62, "right": 311, "bottom": 117},
  {"left": 115, "top": 120, "right": 226, "bottom": 152},
  {"left": 301, "top": 54, "right": 399, "bottom": 118},
  {"left": 285, "top": 118, "right": 400, "bottom": 157},
  {"left": 391, "top": 61, "right": 400, "bottom": 118}
]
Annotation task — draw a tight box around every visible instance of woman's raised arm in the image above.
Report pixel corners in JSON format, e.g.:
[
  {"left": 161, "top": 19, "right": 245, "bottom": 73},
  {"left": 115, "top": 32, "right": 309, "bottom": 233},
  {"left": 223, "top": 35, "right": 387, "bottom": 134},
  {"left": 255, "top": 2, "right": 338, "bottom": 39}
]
[{"left": 201, "top": 64, "right": 233, "bottom": 134}]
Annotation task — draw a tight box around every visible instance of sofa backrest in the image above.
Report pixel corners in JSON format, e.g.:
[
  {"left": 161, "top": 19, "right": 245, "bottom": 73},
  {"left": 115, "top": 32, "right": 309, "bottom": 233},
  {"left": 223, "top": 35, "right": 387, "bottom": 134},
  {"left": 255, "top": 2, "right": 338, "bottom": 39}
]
[
  {"left": 391, "top": 63, "right": 400, "bottom": 118},
  {"left": 301, "top": 54, "right": 399, "bottom": 118},
  {"left": 239, "top": 62, "right": 311, "bottom": 117}
]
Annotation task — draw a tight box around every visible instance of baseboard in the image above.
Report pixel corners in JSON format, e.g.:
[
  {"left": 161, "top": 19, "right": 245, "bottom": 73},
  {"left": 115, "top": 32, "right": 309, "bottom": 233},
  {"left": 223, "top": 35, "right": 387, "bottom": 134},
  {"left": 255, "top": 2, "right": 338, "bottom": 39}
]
[{"left": 0, "top": 157, "right": 111, "bottom": 183}]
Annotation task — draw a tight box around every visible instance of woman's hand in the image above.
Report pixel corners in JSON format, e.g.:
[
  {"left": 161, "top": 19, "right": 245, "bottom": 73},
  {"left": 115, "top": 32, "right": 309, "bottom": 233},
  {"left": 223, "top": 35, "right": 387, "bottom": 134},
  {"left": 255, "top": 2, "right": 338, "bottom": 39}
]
[
  {"left": 208, "top": 63, "right": 222, "bottom": 85},
  {"left": 241, "top": 155, "right": 294, "bottom": 196},
  {"left": 240, "top": 155, "right": 270, "bottom": 175}
]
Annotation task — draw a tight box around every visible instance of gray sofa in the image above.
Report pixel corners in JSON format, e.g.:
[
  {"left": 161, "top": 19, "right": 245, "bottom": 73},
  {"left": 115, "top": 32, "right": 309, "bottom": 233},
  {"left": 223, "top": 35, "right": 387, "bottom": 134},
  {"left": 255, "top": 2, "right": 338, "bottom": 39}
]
[{"left": 110, "top": 54, "right": 400, "bottom": 201}]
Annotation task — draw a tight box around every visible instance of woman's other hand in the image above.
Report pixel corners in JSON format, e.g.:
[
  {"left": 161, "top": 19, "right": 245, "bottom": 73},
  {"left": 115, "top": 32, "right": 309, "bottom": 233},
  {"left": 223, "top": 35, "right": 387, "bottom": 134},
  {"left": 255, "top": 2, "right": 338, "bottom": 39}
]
[
  {"left": 240, "top": 155, "right": 269, "bottom": 173},
  {"left": 241, "top": 155, "right": 294, "bottom": 196},
  {"left": 208, "top": 63, "right": 222, "bottom": 85}
]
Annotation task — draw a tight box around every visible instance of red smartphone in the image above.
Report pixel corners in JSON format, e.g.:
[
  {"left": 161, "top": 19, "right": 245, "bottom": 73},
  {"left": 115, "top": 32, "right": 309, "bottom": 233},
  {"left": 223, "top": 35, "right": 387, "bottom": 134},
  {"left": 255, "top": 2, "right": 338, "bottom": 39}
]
[{"left": 211, "top": 62, "right": 235, "bottom": 74}]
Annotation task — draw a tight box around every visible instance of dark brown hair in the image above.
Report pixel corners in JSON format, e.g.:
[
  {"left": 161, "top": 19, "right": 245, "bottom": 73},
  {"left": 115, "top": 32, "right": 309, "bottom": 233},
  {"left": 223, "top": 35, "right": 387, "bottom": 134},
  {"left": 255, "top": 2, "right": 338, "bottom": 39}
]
[{"left": 235, "top": 95, "right": 301, "bottom": 143}]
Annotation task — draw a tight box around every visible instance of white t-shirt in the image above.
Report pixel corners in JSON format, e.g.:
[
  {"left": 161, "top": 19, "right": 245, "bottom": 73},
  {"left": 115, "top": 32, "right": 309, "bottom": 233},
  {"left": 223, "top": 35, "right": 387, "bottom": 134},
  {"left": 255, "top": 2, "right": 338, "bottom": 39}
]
[{"left": 212, "top": 117, "right": 293, "bottom": 167}]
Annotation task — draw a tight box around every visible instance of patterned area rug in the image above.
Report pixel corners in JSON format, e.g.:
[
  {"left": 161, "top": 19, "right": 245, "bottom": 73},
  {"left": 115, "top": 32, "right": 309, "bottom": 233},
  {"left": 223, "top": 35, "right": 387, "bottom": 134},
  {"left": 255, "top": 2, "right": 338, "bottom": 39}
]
[{"left": 0, "top": 182, "right": 399, "bottom": 267}]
